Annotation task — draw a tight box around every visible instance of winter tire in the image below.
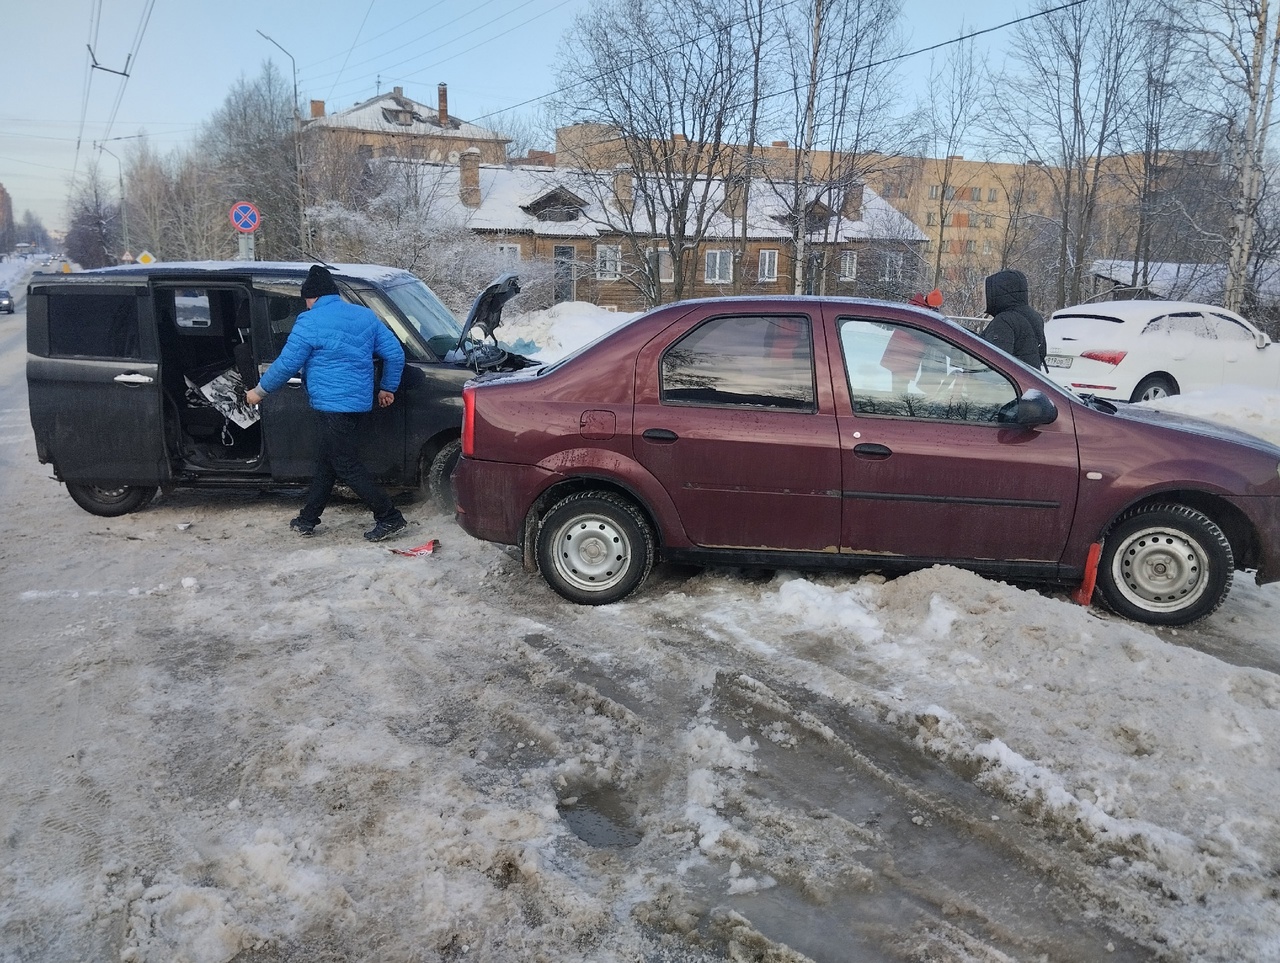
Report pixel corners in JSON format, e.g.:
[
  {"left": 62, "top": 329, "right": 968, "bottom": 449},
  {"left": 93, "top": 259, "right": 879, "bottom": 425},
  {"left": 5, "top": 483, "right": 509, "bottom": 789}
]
[
  {"left": 426, "top": 438, "right": 462, "bottom": 512},
  {"left": 65, "top": 483, "right": 157, "bottom": 517},
  {"left": 1096, "top": 503, "right": 1233, "bottom": 626},
  {"left": 1129, "top": 374, "right": 1177, "bottom": 403},
  {"left": 536, "top": 491, "right": 655, "bottom": 605}
]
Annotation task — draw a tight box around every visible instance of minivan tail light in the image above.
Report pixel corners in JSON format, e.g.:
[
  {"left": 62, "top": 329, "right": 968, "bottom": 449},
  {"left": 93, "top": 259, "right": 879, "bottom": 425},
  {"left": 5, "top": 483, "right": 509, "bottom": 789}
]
[
  {"left": 461, "top": 384, "right": 476, "bottom": 457},
  {"left": 1081, "top": 349, "right": 1127, "bottom": 366}
]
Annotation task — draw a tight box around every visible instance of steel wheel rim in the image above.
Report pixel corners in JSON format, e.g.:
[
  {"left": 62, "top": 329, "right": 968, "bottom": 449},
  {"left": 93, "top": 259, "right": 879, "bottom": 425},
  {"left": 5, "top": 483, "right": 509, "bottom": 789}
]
[
  {"left": 549, "top": 513, "right": 632, "bottom": 593},
  {"left": 89, "top": 485, "right": 133, "bottom": 502},
  {"left": 1110, "top": 524, "right": 1209, "bottom": 612}
]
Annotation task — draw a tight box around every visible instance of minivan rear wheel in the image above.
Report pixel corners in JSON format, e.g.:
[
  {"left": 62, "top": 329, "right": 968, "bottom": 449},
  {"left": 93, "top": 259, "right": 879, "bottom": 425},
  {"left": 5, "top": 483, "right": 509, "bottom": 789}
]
[
  {"left": 536, "top": 491, "right": 654, "bottom": 605},
  {"left": 65, "top": 483, "right": 157, "bottom": 517},
  {"left": 1096, "top": 503, "right": 1232, "bottom": 626}
]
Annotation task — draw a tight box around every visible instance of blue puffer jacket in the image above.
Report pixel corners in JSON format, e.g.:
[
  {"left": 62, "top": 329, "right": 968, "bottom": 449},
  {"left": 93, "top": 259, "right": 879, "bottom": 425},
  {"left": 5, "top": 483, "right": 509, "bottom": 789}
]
[{"left": 258, "top": 295, "right": 406, "bottom": 412}]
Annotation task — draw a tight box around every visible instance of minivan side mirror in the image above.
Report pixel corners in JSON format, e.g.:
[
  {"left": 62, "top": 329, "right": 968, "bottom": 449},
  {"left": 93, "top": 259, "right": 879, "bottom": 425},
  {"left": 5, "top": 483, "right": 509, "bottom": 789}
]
[{"left": 999, "top": 388, "right": 1058, "bottom": 427}]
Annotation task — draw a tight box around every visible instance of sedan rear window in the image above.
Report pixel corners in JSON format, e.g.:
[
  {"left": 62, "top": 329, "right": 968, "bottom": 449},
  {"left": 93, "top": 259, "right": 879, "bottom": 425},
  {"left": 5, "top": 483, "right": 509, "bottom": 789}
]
[{"left": 660, "top": 314, "right": 815, "bottom": 410}]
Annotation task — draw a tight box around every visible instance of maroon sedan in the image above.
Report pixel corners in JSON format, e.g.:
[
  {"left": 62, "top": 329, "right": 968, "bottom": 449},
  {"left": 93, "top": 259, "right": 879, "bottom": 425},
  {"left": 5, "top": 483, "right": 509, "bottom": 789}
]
[{"left": 453, "top": 297, "right": 1280, "bottom": 626}]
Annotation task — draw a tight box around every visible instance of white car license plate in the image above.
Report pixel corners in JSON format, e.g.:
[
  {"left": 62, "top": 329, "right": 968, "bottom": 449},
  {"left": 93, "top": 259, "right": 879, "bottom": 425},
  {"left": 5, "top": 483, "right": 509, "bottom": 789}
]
[{"left": 1045, "top": 354, "right": 1073, "bottom": 368}]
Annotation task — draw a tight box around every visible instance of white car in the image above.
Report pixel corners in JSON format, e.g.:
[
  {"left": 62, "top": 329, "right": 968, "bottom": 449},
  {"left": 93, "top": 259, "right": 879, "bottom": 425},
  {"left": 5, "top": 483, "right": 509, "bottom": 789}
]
[{"left": 1044, "top": 299, "right": 1278, "bottom": 402}]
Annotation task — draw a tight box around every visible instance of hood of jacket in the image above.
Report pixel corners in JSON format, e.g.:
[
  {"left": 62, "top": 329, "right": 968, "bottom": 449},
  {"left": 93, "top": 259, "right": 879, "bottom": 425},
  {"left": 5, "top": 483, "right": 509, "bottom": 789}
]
[{"left": 984, "top": 269, "right": 1030, "bottom": 315}]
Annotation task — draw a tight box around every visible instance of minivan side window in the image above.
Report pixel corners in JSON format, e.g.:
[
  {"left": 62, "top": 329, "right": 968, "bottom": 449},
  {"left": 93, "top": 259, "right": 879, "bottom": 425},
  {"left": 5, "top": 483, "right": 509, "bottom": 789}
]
[
  {"left": 839, "top": 318, "right": 1016, "bottom": 423},
  {"left": 660, "top": 315, "right": 815, "bottom": 411},
  {"left": 48, "top": 293, "right": 141, "bottom": 359}
]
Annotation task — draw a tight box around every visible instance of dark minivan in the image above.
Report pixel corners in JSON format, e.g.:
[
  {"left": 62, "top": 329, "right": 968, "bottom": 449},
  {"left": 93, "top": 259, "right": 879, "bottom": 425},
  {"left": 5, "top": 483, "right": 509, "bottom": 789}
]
[
  {"left": 454, "top": 295, "right": 1280, "bottom": 626},
  {"left": 27, "top": 262, "right": 525, "bottom": 517}
]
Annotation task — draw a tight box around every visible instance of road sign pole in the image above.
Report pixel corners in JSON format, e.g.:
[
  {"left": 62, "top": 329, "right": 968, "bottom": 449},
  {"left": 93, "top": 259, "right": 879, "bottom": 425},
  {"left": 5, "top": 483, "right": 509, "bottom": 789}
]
[{"left": 237, "top": 234, "right": 256, "bottom": 261}]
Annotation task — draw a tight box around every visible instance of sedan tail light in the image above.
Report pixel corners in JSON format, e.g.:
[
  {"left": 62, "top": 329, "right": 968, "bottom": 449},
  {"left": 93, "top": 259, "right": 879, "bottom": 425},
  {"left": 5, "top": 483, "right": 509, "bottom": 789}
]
[
  {"left": 1081, "top": 349, "right": 1127, "bottom": 366},
  {"left": 461, "top": 384, "right": 476, "bottom": 457}
]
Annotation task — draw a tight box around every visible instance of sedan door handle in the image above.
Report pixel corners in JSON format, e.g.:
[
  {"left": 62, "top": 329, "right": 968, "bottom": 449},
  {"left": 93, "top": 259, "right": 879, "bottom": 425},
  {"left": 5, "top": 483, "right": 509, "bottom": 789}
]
[
  {"left": 113, "top": 372, "right": 154, "bottom": 385},
  {"left": 853, "top": 442, "right": 892, "bottom": 459},
  {"left": 642, "top": 428, "right": 679, "bottom": 443}
]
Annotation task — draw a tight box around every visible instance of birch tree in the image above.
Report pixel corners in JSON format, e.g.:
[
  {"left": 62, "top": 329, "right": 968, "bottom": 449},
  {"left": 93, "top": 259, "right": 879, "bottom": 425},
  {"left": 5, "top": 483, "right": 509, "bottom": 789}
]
[{"left": 1174, "top": 0, "right": 1280, "bottom": 310}]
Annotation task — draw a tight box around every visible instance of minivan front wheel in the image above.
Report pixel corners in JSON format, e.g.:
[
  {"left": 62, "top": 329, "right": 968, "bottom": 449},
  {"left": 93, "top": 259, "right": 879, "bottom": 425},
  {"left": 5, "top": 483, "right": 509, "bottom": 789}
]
[
  {"left": 65, "top": 482, "right": 157, "bottom": 517},
  {"left": 424, "top": 438, "right": 462, "bottom": 512},
  {"left": 536, "top": 491, "right": 655, "bottom": 605},
  {"left": 1096, "top": 503, "right": 1233, "bottom": 625}
]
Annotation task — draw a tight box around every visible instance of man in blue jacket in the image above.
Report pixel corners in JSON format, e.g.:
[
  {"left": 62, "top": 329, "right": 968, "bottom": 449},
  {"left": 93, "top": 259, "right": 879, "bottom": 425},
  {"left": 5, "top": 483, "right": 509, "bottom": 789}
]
[{"left": 246, "top": 264, "right": 408, "bottom": 542}]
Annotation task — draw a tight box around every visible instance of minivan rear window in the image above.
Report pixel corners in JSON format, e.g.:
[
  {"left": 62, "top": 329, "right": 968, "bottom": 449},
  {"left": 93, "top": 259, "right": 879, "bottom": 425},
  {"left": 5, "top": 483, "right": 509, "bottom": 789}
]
[{"left": 48, "top": 293, "right": 141, "bottom": 359}]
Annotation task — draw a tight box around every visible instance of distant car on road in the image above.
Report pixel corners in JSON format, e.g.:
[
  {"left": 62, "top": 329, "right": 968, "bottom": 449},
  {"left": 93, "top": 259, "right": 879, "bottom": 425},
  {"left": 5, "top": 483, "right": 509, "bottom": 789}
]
[
  {"left": 0, "top": 290, "right": 13, "bottom": 313},
  {"left": 1044, "top": 300, "right": 1277, "bottom": 402},
  {"left": 453, "top": 295, "right": 1280, "bottom": 626}
]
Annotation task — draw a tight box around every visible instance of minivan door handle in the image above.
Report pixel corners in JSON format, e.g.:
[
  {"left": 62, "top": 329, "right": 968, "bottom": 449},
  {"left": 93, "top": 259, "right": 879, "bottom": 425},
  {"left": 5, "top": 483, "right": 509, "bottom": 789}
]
[
  {"left": 642, "top": 428, "right": 679, "bottom": 443},
  {"left": 113, "top": 372, "right": 154, "bottom": 385},
  {"left": 286, "top": 376, "right": 303, "bottom": 386},
  {"left": 853, "top": 442, "right": 892, "bottom": 459}
]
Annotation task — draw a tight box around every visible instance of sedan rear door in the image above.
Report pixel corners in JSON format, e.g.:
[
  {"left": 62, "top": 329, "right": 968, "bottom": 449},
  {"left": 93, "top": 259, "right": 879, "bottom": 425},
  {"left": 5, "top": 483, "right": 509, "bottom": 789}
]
[{"left": 631, "top": 309, "right": 843, "bottom": 552}]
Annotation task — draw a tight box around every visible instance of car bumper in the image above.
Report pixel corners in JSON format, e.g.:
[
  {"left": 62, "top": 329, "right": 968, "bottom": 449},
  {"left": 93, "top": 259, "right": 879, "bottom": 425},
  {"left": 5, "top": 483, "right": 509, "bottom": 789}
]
[{"left": 453, "top": 456, "right": 557, "bottom": 546}]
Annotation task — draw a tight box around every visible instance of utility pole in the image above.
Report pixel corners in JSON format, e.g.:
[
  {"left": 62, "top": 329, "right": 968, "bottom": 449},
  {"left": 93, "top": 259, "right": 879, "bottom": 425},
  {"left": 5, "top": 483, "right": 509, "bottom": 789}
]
[
  {"left": 257, "top": 30, "right": 308, "bottom": 253},
  {"left": 94, "top": 142, "right": 129, "bottom": 257}
]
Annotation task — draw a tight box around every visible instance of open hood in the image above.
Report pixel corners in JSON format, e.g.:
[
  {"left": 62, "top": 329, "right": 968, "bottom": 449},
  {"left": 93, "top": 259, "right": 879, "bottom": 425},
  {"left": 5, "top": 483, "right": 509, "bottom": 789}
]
[{"left": 460, "top": 272, "right": 521, "bottom": 342}]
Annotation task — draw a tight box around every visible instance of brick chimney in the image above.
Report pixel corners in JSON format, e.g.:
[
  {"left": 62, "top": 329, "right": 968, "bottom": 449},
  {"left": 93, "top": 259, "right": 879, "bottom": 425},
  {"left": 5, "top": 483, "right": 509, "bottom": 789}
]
[
  {"left": 842, "top": 183, "right": 864, "bottom": 221},
  {"left": 310, "top": 99, "right": 325, "bottom": 118},
  {"left": 438, "top": 83, "right": 449, "bottom": 126},
  {"left": 460, "top": 148, "right": 481, "bottom": 207},
  {"left": 613, "top": 165, "right": 633, "bottom": 214},
  {"left": 725, "top": 175, "right": 746, "bottom": 219}
]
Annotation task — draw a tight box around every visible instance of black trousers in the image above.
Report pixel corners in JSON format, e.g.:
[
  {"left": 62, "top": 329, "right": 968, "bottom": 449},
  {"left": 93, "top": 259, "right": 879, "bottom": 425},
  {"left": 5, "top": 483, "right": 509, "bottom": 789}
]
[{"left": 298, "top": 411, "right": 402, "bottom": 525}]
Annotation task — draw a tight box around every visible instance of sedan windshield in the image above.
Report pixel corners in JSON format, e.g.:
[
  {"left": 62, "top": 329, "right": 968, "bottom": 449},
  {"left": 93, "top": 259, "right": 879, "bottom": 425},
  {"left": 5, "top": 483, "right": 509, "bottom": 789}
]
[{"left": 382, "top": 277, "right": 461, "bottom": 344}]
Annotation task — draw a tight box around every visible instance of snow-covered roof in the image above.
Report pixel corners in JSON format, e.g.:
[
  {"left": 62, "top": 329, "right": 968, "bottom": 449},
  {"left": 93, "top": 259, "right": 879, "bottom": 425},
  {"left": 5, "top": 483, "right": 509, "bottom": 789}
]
[
  {"left": 1092, "top": 258, "right": 1280, "bottom": 302},
  {"left": 304, "top": 90, "right": 507, "bottom": 144},
  {"left": 384, "top": 160, "right": 925, "bottom": 244}
]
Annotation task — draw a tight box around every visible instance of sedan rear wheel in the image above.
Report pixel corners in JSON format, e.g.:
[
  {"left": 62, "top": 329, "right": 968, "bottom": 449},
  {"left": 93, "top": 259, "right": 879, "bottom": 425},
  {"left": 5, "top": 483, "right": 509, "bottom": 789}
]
[
  {"left": 536, "top": 491, "right": 654, "bottom": 605},
  {"left": 1096, "top": 503, "right": 1232, "bottom": 626}
]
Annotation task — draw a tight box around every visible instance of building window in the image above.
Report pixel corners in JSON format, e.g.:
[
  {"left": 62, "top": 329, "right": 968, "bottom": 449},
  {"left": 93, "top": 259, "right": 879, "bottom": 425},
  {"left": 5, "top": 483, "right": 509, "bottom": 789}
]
[
  {"left": 928, "top": 184, "right": 939, "bottom": 200},
  {"left": 944, "top": 186, "right": 956, "bottom": 200},
  {"left": 988, "top": 188, "right": 998, "bottom": 202},
  {"left": 705, "top": 249, "right": 732, "bottom": 283},
  {"left": 983, "top": 239, "right": 993, "bottom": 255},
  {"left": 758, "top": 249, "right": 779, "bottom": 282},
  {"left": 926, "top": 212, "right": 937, "bottom": 226},
  {"left": 965, "top": 240, "right": 976, "bottom": 253},
  {"left": 881, "top": 252, "right": 903, "bottom": 282},
  {"left": 495, "top": 243, "right": 521, "bottom": 265},
  {"left": 596, "top": 244, "right": 622, "bottom": 280},
  {"left": 984, "top": 215, "right": 995, "bottom": 228},
  {"left": 649, "top": 248, "right": 674, "bottom": 282},
  {"left": 839, "top": 251, "right": 858, "bottom": 280},
  {"left": 971, "top": 187, "right": 981, "bottom": 202}
]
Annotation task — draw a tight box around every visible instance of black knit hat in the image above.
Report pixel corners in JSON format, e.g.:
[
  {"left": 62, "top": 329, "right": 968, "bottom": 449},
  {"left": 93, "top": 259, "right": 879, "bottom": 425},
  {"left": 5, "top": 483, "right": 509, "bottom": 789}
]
[{"left": 301, "top": 264, "right": 339, "bottom": 299}]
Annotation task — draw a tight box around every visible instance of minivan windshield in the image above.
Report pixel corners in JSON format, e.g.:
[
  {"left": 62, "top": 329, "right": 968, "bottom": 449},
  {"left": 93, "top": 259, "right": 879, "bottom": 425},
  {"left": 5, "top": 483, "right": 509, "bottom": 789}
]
[{"left": 382, "top": 277, "right": 462, "bottom": 343}]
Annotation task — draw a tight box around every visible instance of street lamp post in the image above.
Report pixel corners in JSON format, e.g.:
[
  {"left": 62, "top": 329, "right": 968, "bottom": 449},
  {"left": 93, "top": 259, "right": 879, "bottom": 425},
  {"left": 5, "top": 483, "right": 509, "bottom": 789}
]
[
  {"left": 256, "top": 29, "right": 308, "bottom": 253},
  {"left": 94, "top": 142, "right": 129, "bottom": 258}
]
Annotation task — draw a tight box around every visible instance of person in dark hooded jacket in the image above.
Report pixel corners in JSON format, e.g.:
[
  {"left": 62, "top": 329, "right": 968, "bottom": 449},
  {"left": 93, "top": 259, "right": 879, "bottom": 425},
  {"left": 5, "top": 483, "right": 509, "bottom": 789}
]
[{"left": 980, "top": 269, "right": 1047, "bottom": 369}]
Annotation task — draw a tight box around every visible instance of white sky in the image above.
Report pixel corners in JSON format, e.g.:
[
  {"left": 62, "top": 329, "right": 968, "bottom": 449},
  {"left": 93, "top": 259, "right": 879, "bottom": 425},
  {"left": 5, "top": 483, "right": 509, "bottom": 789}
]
[
  {"left": 0, "top": 0, "right": 1001, "bottom": 233},
  {"left": 4, "top": 256, "right": 1280, "bottom": 960}
]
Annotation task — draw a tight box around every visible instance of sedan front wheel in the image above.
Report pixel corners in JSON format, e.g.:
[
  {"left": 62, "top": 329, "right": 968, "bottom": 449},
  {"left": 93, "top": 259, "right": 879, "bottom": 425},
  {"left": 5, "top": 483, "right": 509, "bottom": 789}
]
[
  {"left": 1096, "top": 503, "right": 1233, "bottom": 626},
  {"left": 536, "top": 491, "right": 655, "bottom": 605}
]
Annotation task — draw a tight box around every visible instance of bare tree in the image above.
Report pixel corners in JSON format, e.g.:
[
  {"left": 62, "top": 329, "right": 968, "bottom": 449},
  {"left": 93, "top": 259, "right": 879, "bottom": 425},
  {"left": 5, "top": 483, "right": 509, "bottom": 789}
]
[
  {"left": 987, "top": 0, "right": 1142, "bottom": 308},
  {"left": 65, "top": 171, "right": 121, "bottom": 269},
  {"left": 551, "top": 0, "right": 752, "bottom": 304},
  {"left": 1174, "top": 0, "right": 1280, "bottom": 310},
  {"left": 765, "top": 0, "right": 907, "bottom": 294}
]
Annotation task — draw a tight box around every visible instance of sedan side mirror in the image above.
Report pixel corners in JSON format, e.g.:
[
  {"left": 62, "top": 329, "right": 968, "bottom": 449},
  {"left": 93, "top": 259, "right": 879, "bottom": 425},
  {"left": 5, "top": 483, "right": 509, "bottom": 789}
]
[{"left": 999, "top": 388, "right": 1058, "bottom": 427}]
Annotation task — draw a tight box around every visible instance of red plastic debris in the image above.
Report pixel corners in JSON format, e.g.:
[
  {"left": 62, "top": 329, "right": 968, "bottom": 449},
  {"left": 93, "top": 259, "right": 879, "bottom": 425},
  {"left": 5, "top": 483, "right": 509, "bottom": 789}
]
[{"left": 390, "top": 539, "right": 440, "bottom": 557}]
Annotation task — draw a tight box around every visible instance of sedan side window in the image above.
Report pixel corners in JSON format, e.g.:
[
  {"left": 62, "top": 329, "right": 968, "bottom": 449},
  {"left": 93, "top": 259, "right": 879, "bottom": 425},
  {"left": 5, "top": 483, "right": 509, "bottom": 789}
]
[
  {"left": 839, "top": 318, "right": 1016, "bottom": 423},
  {"left": 661, "top": 314, "right": 815, "bottom": 411}
]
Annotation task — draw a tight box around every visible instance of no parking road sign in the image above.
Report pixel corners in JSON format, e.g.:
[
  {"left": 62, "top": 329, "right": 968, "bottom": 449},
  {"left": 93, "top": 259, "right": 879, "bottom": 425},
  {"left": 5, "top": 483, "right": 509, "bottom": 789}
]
[{"left": 230, "top": 201, "right": 260, "bottom": 234}]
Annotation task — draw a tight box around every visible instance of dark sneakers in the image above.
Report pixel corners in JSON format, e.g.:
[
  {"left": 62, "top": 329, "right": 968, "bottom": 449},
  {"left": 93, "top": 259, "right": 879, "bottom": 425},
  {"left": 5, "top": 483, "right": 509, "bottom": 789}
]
[
  {"left": 290, "top": 516, "right": 317, "bottom": 537},
  {"left": 364, "top": 515, "right": 408, "bottom": 542}
]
